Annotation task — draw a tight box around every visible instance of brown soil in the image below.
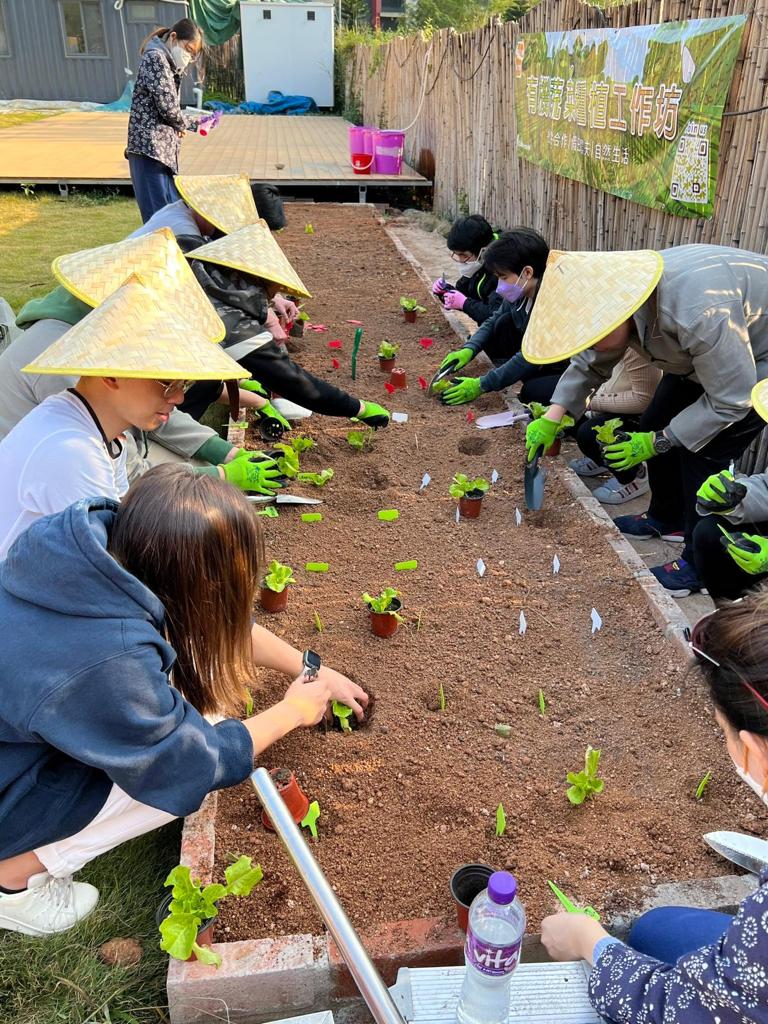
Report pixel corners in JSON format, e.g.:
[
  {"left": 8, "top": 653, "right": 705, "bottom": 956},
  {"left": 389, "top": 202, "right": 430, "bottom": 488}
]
[{"left": 213, "top": 204, "right": 755, "bottom": 944}]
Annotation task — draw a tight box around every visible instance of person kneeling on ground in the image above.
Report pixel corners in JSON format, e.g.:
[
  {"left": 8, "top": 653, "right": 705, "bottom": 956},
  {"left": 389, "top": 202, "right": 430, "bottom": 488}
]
[
  {"left": 542, "top": 592, "right": 768, "bottom": 1023},
  {"left": 569, "top": 348, "right": 662, "bottom": 505},
  {"left": 0, "top": 464, "right": 367, "bottom": 936},
  {"left": 523, "top": 245, "right": 768, "bottom": 598},
  {"left": 430, "top": 215, "right": 501, "bottom": 326},
  {"left": 435, "top": 229, "right": 570, "bottom": 408}
]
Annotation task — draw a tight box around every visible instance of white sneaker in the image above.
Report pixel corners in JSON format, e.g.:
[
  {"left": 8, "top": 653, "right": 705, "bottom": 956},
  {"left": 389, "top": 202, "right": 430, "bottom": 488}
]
[
  {"left": 0, "top": 872, "right": 99, "bottom": 936},
  {"left": 569, "top": 456, "right": 607, "bottom": 478},
  {"left": 593, "top": 465, "right": 650, "bottom": 505},
  {"left": 271, "top": 398, "right": 313, "bottom": 420}
]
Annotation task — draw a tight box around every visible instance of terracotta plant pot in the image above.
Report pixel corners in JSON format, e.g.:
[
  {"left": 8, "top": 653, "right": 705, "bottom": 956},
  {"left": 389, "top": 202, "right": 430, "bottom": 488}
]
[
  {"left": 369, "top": 597, "right": 402, "bottom": 638},
  {"left": 379, "top": 356, "right": 396, "bottom": 372},
  {"left": 450, "top": 863, "right": 494, "bottom": 932},
  {"left": 260, "top": 586, "right": 289, "bottom": 613},
  {"left": 403, "top": 310, "right": 417, "bottom": 323},
  {"left": 156, "top": 892, "right": 216, "bottom": 963},
  {"left": 458, "top": 492, "right": 484, "bottom": 519},
  {"left": 261, "top": 768, "right": 311, "bottom": 831},
  {"left": 389, "top": 367, "right": 407, "bottom": 390},
  {"left": 545, "top": 438, "right": 561, "bottom": 457}
]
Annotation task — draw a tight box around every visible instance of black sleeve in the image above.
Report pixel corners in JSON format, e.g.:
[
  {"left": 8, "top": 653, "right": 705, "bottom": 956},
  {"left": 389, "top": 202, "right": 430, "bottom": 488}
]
[
  {"left": 462, "top": 290, "right": 503, "bottom": 326},
  {"left": 241, "top": 341, "right": 361, "bottom": 418}
]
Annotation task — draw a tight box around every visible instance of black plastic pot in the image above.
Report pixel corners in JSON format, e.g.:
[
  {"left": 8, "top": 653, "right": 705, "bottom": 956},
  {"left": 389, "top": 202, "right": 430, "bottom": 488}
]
[
  {"left": 449, "top": 863, "right": 494, "bottom": 931},
  {"left": 156, "top": 891, "right": 217, "bottom": 962}
]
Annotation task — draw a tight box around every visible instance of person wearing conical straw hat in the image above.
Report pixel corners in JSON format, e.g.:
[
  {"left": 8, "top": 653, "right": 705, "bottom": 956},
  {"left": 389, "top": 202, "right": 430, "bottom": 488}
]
[
  {"left": 181, "top": 222, "right": 391, "bottom": 431},
  {"left": 690, "top": 379, "right": 768, "bottom": 602},
  {"left": 0, "top": 276, "right": 283, "bottom": 560},
  {"left": 522, "top": 244, "right": 768, "bottom": 597}
]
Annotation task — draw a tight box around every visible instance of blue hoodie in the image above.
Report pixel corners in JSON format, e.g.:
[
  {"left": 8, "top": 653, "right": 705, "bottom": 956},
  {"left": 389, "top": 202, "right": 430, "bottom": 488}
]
[{"left": 0, "top": 498, "right": 253, "bottom": 859}]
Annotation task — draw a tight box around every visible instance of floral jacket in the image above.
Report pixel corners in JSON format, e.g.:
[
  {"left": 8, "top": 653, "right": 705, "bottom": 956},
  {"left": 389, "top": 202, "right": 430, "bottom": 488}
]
[
  {"left": 125, "top": 36, "right": 195, "bottom": 173},
  {"left": 589, "top": 868, "right": 768, "bottom": 1022}
]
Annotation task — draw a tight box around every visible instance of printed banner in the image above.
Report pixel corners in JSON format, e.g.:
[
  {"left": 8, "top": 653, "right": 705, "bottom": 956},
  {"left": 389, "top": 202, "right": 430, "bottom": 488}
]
[{"left": 513, "top": 17, "right": 746, "bottom": 218}]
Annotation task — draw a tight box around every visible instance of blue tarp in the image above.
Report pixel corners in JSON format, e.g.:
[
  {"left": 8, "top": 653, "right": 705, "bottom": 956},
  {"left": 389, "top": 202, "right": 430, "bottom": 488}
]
[
  {"left": 99, "top": 80, "right": 134, "bottom": 112},
  {"left": 205, "top": 90, "right": 317, "bottom": 116}
]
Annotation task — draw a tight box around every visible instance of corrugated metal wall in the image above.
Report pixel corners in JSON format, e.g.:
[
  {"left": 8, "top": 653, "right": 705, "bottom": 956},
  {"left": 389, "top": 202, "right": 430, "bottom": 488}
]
[{"left": 0, "top": 0, "right": 195, "bottom": 104}]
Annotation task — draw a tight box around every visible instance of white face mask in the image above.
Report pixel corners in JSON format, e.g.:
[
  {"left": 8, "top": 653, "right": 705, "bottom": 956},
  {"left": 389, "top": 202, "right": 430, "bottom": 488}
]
[
  {"left": 459, "top": 259, "right": 483, "bottom": 276},
  {"left": 735, "top": 760, "right": 768, "bottom": 808},
  {"left": 170, "top": 44, "right": 192, "bottom": 70}
]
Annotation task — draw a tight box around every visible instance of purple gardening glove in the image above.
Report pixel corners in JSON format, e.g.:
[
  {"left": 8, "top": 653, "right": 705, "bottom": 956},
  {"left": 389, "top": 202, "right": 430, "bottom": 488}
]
[
  {"left": 431, "top": 278, "right": 447, "bottom": 296},
  {"left": 443, "top": 291, "right": 467, "bottom": 311}
]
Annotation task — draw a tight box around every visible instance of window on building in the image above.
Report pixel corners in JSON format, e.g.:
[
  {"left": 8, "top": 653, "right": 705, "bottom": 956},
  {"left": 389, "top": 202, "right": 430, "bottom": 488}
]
[
  {"left": 60, "top": 0, "right": 107, "bottom": 56},
  {"left": 307, "top": 10, "right": 316, "bottom": 20},
  {"left": 126, "top": 1, "right": 158, "bottom": 22},
  {"left": 0, "top": 1, "right": 10, "bottom": 56},
  {"left": 262, "top": 9, "right": 271, "bottom": 18}
]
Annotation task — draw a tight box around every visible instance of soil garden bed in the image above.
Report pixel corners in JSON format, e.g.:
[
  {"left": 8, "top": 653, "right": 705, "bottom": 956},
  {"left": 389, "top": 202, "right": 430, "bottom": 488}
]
[{"left": 211, "top": 205, "right": 755, "bottom": 946}]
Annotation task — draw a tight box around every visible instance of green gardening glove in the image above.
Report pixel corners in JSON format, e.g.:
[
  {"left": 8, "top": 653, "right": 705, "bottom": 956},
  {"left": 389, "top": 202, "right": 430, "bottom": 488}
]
[
  {"left": 354, "top": 401, "right": 390, "bottom": 429},
  {"left": 697, "top": 470, "right": 748, "bottom": 514},
  {"left": 723, "top": 531, "right": 768, "bottom": 575},
  {"left": 525, "top": 416, "right": 561, "bottom": 462},
  {"left": 240, "top": 379, "right": 269, "bottom": 399},
  {"left": 259, "top": 400, "right": 291, "bottom": 432},
  {"left": 439, "top": 347, "right": 474, "bottom": 373},
  {"left": 525, "top": 401, "right": 549, "bottom": 421},
  {"left": 602, "top": 430, "right": 657, "bottom": 471},
  {"left": 221, "top": 454, "right": 283, "bottom": 495},
  {"left": 441, "top": 376, "right": 482, "bottom": 406}
]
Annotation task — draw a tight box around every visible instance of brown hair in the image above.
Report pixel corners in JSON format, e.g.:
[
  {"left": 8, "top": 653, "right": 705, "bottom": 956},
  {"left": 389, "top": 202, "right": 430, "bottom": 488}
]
[
  {"left": 108, "top": 464, "right": 263, "bottom": 716},
  {"left": 693, "top": 587, "right": 768, "bottom": 736},
  {"left": 141, "top": 18, "right": 203, "bottom": 56}
]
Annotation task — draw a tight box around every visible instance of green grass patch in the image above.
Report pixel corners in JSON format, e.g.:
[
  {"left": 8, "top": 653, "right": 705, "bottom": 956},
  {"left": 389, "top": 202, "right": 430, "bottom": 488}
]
[
  {"left": 0, "top": 823, "right": 181, "bottom": 1024},
  {"left": 1, "top": 192, "right": 140, "bottom": 313},
  {"left": 0, "top": 111, "right": 60, "bottom": 131}
]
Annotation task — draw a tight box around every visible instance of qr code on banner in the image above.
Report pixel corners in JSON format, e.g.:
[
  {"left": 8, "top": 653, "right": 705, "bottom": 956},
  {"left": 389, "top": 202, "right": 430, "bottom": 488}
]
[{"left": 670, "top": 120, "right": 710, "bottom": 205}]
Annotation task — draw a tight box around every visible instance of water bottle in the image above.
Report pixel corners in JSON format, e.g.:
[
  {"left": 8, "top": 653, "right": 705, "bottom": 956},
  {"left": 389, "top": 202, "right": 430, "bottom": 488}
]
[{"left": 455, "top": 871, "right": 526, "bottom": 1024}]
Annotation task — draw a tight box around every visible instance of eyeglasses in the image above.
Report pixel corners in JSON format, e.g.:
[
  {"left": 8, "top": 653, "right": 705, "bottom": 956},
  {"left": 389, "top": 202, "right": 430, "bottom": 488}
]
[
  {"left": 686, "top": 600, "right": 768, "bottom": 713},
  {"left": 154, "top": 379, "right": 195, "bottom": 399},
  {"left": 450, "top": 252, "right": 475, "bottom": 264}
]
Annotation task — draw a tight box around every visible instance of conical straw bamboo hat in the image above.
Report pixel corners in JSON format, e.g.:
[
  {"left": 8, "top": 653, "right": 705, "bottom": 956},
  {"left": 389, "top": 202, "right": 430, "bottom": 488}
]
[
  {"left": 52, "top": 228, "right": 225, "bottom": 344},
  {"left": 23, "top": 275, "right": 248, "bottom": 380},
  {"left": 188, "top": 222, "right": 311, "bottom": 298},
  {"left": 175, "top": 173, "right": 258, "bottom": 235},
  {"left": 752, "top": 380, "right": 768, "bottom": 422},
  {"left": 521, "top": 249, "right": 664, "bottom": 365}
]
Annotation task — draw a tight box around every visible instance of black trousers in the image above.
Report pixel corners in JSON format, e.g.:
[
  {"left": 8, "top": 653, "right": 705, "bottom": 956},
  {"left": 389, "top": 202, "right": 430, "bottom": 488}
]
[
  {"left": 518, "top": 374, "right": 565, "bottom": 406},
  {"left": 636, "top": 375, "right": 764, "bottom": 563},
  {"left": 692, "top": 514, "right": 768, "bottom": 601},
  {"left": 575, "top": 412, "right": 641, "bottom": 484}
]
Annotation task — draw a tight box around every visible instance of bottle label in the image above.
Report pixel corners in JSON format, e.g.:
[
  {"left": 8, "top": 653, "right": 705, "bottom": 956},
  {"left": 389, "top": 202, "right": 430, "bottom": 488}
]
[{"left": 465, "top": 932, "right": 522, "bottom": 977}]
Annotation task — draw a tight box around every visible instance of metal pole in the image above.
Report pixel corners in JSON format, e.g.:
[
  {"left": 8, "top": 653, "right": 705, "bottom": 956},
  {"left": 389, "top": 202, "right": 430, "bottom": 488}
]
[{"left": 251, "top": 767, "right": 407, "bottom": 1024}]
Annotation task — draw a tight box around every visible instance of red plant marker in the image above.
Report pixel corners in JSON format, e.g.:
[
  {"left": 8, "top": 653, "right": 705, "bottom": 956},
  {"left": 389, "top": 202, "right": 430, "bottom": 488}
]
[
  {"left": 466, "top": 410, "right": 475, "bottom": 422},
  {"left": 331, "top": 358, "right": 340, "bottom": 369},
  {"left": 384, "top": 381, "right": 396, "bottom": 395},
  {"left": 328, "top": 340, "right": 342, "bottom": 349},
  {"left": 418, "top": 337, "right": 434, "bottom": 350},
  {"left": 346, "top": 319, "right": 364, "bottom": 326},
  {"left": 418, "top": 376, "right": 428, "bottom": 390}
]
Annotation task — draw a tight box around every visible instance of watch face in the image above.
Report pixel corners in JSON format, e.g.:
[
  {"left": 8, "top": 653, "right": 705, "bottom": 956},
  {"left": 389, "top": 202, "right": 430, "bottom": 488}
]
[{"left": 302, "top": 649, "right": 321, "bottom": 674}]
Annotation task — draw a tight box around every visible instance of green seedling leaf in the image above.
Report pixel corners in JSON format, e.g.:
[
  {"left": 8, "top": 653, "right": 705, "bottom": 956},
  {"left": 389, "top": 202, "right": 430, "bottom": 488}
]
[
  {"left": 431, "top": 378, "right": 452, "bottom": 395},
  {"left": 273, "top": 443, "right": 300, "bottom": 478},
  {"left": 695, "top": 769, "right": 712, "bottom": 801},
  {"left": 400, "top": 296, "right": 426, "bottom": 313},
  {"left": 495, "top": 723, "right": 512, "bottom": 738},
  {"left": 159, "top": 912, "right": 201, "bottom": 962},
  {"left": 378, "top": 509, "right": 400, "bottom": 521},
  {"left": 416, "top": 608, "right": 424, "bottom": 632},
  {"left": 306, "top": 562, "right": 329, "bottom": 572},
  {"left": 290, "top": 436, "right": 315, "bottom": 454},
  {"left": 363, "top": 588, "right": 403, "bottom": 620},
  {"left": 297, "top": 469, "right": 334, "bottom": 487},
  {"left": 305, "top": 222, "right": 315, "bottom": 233},
  {"left": 257, "top": 506, "right": 279, "bottom": 518},
  {"left": 244, "top": 688, "right": 254, "bottom": 717},
  {"left": 313, "top": 610, "right": 324, "bottom": 633},
  {"left": 191, "top": 942, "right": 222, "bottom": 968},
  {"left": 592, "top": 417, "right": 624, "bottom": 445},
  {"left": 347, "top": 428, "right": 373, "bottom": 451},
  {"left": 449, "top": 473, "right": 490, "bottom": 499},
  {"left": 438, "top": 682, "right": 446, "bottom": 712},
  {"left": 301, "top": 513, "right": 323, "bottom": 523},
  {"left": 538, "top": 689, "right": 547, "bottom": 716},
  {"left": 224, "top": 856, "right": 263, "bottom": 897},
  {"left": 566, "top": 746, "right": 605, "bottom": 806},
  {"left": 301, "top": 800, "right": 321, "bottom": 840},
  {"left": 332, "top": 700, "right": 354, "bottom": 733},
  {"left": 263, "top": 560, "right": 295, "bottom": 593},
  {"left": 394, "top": 559, "right": 418, "bottom": 571},
  {"left": 496, "top": 803, "right": 507, "bottom": 838},
  {"left": 378, "top": 340, "right": 399, "bottom": 359}
]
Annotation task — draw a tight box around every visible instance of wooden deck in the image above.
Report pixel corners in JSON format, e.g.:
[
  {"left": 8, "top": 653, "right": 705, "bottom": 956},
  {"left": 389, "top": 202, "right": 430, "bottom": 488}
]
[{"left": 0, "top": 112, "right": 428, "bottom": 189}]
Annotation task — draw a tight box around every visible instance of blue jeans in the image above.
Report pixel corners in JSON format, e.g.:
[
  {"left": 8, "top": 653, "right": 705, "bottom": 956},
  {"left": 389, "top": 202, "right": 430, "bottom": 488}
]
[
  {"left": 128, "top": 154, "right": 180, "bottom": 223},
  {"left": 628, "top": 907, "right": 732, "bottom": 963}
]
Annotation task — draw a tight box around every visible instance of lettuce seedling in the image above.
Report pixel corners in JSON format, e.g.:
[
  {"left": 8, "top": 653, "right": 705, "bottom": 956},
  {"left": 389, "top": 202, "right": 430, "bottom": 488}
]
[
  {"left": 273, "top": 443, "right": 300, "bottom": 478},
  {"left": 695, "top": 769, "right": 712, "bottom": 801},
  {"left": 347, "top": 428, "right": 373, "bottom": 451},
  {"left": 297, "top": 468, "right": 334, "bottom": 487},
  {"left": 400, "top": 296, "right": 426, "bottom": 313},
  {"left": 566, "top": 746, "right": 605, "bottom": 806},
  {"left": 159, "top": 856, "right": 262, "bottom": 967},
  {"left": 301, "top": 800, "right": 321, "bottom": 839},
  {"left": 449, "top": 473, "right": 490, "bottom": 499},
  {"left": 244, "top": 688, "right": 254, "bottom": 717},
  {"left": 363, "top": 587, "right": 404, "bottom": 621},
  {"left": 538, "top": 689, "right": 547, "bottom": 716},
  {"left": 438, "top": 682, "right": 446, "bottom": 712},
  {"left": 496, "top": 803, "right": 507, "bottom": 837},
  {"left": 263, "top": 560, "right": 295, "bottom": 594},
  {"left": 332, "top": 700, "right": 354, "bottom": 733},
  {"left": 378, "top": 340, "right": 399, "bottom": 359},
  {"left": 290, "top": 436, "right": 315, "bottom": 454},
  {"left": 313, "top": 610, "right": 323, "bottom": 633},
  {"left": 592, "top": 418, "right": 624, "bottom": 446}
]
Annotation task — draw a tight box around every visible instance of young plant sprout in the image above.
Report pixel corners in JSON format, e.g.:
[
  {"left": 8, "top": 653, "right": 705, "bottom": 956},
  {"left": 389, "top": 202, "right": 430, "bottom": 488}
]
[
  {"left": 538, "top": 689, "right": 547, "bottom": 716},
  {"left": 347, "top": 429, "right": 374, "bottom": 451},
  {"left": 296, "top": 310, "right": 310, "bottom": 324},
  {"left": 305, "top": 223, "right": 315, "bottom": 234},
  {"left": 332, "top": 700, "right": 354, "bottom": 733},
  {"left": 296, "top": 469, "right": 334, "bottom": 487},
  {"left": 566, "top": 746, "right": 605, "bottom": 806},
  {"left": 378, "top": 340, "right": 399, "bottom": 360},
  {"left": 399, "top": 297, "right": 427, "bottom": 313},
  {"left": 301, "top": 801, "right": 321, "bottom": 840},
  {"left": 363, "top": 587, "right": 404, "bottom": 619},
  {"left": 244, "top": 688, "right": 254, "bottom": 717},
  {"left": 313, "top": 610, "right": 324, "bottom": 633},
  {"left": 263, "top": 560, "right": 296, "bottom": 593},
  {"left": 592, "top": 417, "right": 624, "bottom": 446},
  {"left": 273, "top": 443, "right": 300, "bottom": 478},
  {"left": 496, "top": 803, "right": 507, "bottom": 838},
  {"left": 159, "top": 856, "right": 262, "bottom": 967},
  {"left": 290, "top": 436, "right": 315, "bottom": 454},
  {"left": 449, "top": 474, "right": 490, "bottom": 499},
  {"left": 695, "top": 769, "right": 712, "bottom": 801},
  {"left": 438, "top": 682, "right": 446, "bottom": 712}
]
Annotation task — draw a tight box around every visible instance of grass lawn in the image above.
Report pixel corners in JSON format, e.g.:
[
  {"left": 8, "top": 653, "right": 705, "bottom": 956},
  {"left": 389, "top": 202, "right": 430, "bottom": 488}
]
[
  {"left": 1, "top": 192, "right": 180, "bottom": 1023},
  {"left": 1, "top": 192, "right": 141, "bottom": 314},
  {"left": 0, "top": 111, "right": 61, "bottom": 131}
]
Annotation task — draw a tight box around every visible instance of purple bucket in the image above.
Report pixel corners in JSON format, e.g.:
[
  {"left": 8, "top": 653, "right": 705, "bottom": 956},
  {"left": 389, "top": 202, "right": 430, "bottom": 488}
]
[
  {"left": 373, "top": 129, "right": 405, "bottom": 175},
  {"left": 348, "top": 124, "right": 375, "bottom": 174}
]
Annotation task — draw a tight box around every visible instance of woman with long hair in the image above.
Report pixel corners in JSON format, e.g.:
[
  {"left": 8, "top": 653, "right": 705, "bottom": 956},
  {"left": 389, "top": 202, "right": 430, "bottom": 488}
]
[
  {"left": 541, "top": 591, "right": 768, "bottom": 1022},
  {"left": 0, "top": 465, "right": 366, "bottom": 937},
  {"left": 126, "top": 18, "right": 204, "bottom": 222}
]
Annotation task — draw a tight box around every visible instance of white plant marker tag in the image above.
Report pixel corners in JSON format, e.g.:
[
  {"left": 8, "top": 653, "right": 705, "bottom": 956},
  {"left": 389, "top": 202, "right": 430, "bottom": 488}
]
[
  {"left": 515, "top": 507, "right": 522, "bottom": 527},
  {"left": 392, "top": 412, "right": 408, "bottom": 423},
  {"left": 477, "top": 558, "right": 486, "bottom": 577},
  {"left": 519, "top": 610, "right": 527, "bottom": 635},
  {"left": 553, "top": 554, "right": 560, "bottom": 575},
  {"left": 455, "top": 506, "right": 461, "bottom": 524},
  {"left": 590, "top": 607, "right": 603, "bottom": 634},
  {"left": 420, "top": 473, "right": 431, "bottom": 491},
  {"left": 491, "top": 469, "right": 499, "bottom": 484}
]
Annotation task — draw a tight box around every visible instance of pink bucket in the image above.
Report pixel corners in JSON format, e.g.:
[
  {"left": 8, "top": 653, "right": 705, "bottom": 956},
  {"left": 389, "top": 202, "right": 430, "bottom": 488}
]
[
  {"left": 348, "top": 125, "right": 375, "bottom": 174},
  {"left": 373, "top": 129, "right": 405, "bottom": 175}
]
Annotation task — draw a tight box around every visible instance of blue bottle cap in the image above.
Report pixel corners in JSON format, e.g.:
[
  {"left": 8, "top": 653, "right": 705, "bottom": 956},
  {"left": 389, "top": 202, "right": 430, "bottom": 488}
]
[{"left": 488, "top": 871, "right": 517, "bottom": 905}]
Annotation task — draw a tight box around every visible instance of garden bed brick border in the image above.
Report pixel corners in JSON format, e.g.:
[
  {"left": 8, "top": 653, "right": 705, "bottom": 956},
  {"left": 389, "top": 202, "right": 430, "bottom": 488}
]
[{"left": 167, "top": 221, "right": 749, "bottom": 1024}]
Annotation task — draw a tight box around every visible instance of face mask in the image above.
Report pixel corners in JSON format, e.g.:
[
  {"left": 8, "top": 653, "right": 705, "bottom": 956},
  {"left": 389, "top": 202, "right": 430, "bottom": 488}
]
[
  {"left": 459, "top": 259, "right": 483, "bottom": 276},
  {"left": 735, "top": 760, "right": 768, "bottom": 808},
  {"left": 170, "top": 44, "right": 192, "bottom": 70},
  {"left": 496, "top": 274, "right": 525, "bottom": 303}
]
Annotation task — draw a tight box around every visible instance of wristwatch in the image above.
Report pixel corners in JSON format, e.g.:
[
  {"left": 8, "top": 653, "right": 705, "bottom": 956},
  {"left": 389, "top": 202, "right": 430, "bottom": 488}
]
[
  {"left": 653, "top": 431, "right": 674, "bottom": 456},
  {"left": 301, "top": 649, "right": 321, "bottom": 682}
]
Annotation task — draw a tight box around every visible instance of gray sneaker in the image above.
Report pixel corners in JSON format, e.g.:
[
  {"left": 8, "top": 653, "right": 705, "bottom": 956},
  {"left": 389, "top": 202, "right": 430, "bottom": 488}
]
[
  {"left": 569, "top": 456, "right": 607, "bottom": 478},
  {"left": 593, "top": 465, "right": 650, "bottom": 505}
]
